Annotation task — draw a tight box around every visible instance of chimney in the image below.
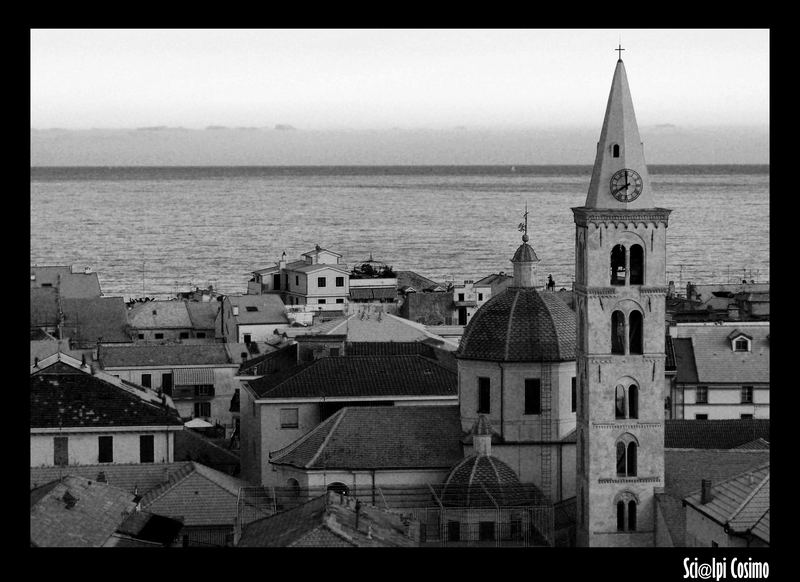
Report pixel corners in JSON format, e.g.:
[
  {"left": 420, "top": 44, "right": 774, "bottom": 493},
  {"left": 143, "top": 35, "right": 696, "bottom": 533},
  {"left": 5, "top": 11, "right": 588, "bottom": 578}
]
[
  {"left": 727, "top": 303, "right": 740, "bottom": 320},
  {"left": 668, "top": 280, "right": 675, "bottom": 298},
  {"left": 686, "top": 282, "right": 695, "bottom": 301},
  {"left": 700, "top": 479, "right": 713, "bottom": 504},
  {"left": 279, "top": 251, "right": 287, "bottom": 270},
  {"left": 355, "top": 499, "right": 361, "bottom": 531},
  {"left": 34, "top": 357, "right": 39, "bottom": 368}
]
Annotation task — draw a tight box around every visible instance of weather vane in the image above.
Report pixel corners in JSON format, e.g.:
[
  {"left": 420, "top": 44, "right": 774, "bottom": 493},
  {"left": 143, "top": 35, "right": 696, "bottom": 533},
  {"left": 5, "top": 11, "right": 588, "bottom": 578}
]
[{"left": 518, "top": 202, "right": 529, "bottom": 242}]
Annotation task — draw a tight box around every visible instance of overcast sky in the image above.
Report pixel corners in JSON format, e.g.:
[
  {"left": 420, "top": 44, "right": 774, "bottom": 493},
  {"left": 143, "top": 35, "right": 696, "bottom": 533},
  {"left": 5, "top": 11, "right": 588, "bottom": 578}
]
[{"left": 30, "top": 28, "right": 769, "bottom": 130}]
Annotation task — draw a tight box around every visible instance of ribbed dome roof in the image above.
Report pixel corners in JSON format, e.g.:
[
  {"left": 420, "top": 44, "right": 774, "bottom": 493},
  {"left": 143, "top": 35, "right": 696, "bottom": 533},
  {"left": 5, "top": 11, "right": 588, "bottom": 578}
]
[
  {"left": 441, "top": 455, "right": 530, "bottom": 507},
  {"left": 456, "top": 287, "right": 576, "bottom": 362},
  {"left": 511, "top": 242, "right": 539, "bottom": 263}
]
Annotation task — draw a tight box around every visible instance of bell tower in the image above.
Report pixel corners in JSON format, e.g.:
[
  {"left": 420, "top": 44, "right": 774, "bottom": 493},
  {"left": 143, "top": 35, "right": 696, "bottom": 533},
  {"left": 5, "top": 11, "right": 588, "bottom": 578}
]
[{"left": 573, "top": 49, "right": 671, "bottom": 547}]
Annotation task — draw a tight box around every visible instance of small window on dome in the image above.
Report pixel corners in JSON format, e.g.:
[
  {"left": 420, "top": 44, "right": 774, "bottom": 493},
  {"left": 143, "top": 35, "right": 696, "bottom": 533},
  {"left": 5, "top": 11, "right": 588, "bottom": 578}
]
[{"left": 613, "top": 144, "right": 620, "bottom": 158}]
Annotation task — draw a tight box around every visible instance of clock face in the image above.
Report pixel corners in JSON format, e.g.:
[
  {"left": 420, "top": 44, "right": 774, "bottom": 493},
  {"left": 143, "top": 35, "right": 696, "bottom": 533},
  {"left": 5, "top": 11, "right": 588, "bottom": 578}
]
[{"left": 609, "top": 169, "right": 643, "bottom": 202}]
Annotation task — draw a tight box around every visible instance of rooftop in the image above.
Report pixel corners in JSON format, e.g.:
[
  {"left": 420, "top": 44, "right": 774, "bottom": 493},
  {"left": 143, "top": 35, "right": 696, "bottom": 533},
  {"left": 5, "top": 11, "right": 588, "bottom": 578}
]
[
  {"left": 270, "top": 405, "right": 464, "bottom": 470},
  {"left": 227, "top": 294, "right": 289, "bottom": 325},
  {"left": 664, "top": 419, "right": 770, "bottom": 449},
  {"left": 237, "top": 490, "right": 416, "bottom": 547},
  {"left": 247, "top": 354, "right": 457, "bottom": 399},
  {"left": 128, "top": 300, "right": 193, "bottom": 329},
  {"left": 61, "top": 296, "right": 132, "bottom": 344},
  {"left": 672, "top": 324, "right": 769, "bottom": 384},
  {"left": 30, "top": 462, "right": 193, "bottom": 494},
  {"left": 30, "top": 265, "right": 102, "bottom": 298},
  {"left": 100, "top": 343, "right": 234, "bottom": 368}
]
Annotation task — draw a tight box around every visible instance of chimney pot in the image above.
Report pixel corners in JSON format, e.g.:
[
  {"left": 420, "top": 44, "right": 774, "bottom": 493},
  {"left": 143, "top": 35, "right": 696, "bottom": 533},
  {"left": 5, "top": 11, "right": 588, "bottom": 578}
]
[{"left": 701, "top": 479, "right": 713, "bottom": 504}]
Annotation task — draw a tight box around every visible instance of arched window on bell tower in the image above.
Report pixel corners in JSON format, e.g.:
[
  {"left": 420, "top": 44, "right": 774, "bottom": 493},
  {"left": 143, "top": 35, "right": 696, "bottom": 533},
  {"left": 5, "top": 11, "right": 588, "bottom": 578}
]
[
  {"left": 614, "top": 380, "right": 639, "bottom": 419},
  {"left": 611, "top": 311, "right": 625, "bottom": 354},
  {"left": 628, "top": 384, "right": 639, "bottom": 419},
  {"left": 615, "top": 491, "right": 639, "bottom": 532},
  {"left": 630, "top": 244, "right": 644, "bottom": 285},
  {"left": 616, "top": 433, "right": 638, "bottom": 477},
  {"left": 612, "top": 144, "right": 620, "bottom": 158},
  {"left": 629, "top": 310, "right": 643, "bottom": 354},
  {"left": 610, "top": 244, "right": 626, "bottom": 285},
  {"left": 615, "top": 385, "right": 626, "bottom": 419}
]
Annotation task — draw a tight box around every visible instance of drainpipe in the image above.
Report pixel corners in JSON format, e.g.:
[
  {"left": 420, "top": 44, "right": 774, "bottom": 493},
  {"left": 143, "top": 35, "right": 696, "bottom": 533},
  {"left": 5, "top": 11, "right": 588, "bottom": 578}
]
[{"left": 497, "top": 362, "right": 505, "bottom": 439}]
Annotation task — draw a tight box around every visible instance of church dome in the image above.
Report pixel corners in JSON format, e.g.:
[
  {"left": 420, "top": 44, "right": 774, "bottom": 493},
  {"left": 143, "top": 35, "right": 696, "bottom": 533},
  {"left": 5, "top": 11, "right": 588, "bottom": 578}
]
[
  {"left": 441, "top": 454, "right": 532, "bottom": 507},
  {"left": 456, "top": 287, "right": 576, "bottom": 362},
  {"left": 511, "top": 241, "right": 539, "bottom": 263}
]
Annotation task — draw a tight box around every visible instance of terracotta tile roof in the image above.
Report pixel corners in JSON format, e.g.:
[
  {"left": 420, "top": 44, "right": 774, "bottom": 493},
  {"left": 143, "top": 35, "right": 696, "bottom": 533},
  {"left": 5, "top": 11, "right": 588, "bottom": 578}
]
[
  {"left": 734, "top": 437, "right": 770, "bottom": 450},
  {"left": 238, "top": 491, "right": 416, "bottom": 547},
  {"left": 664, "top": 334, "right": 677, "bottom": 372},
  {"left": 227, "top": 294, "right": 289, "bottom": 325},
  {"left": 457, "top": 287, "right": 576, "bottom": 362},
  {"left": 174, "top": 428, "right": 240, "bottom": 474},
  {"left": 684, "top": 463, "right": 770, "bottom": 544},
  {"left": 128, "top": 301, "right": 193, "bottom": 329},
  {"left": 344, "top": 340, "right": 457, "bottom": 371},
  {"left": 30, "top": 462, "right": 193, "bottom": 494},
  {"left": 270, "top": 405, "right": 464, "bottom": 470},
  {"left": 31, "top": 265, "right": 102, "bottom": 298},
  {"left": 30, "top": 287, "right": 60, "bottom": 327},
  {"left": 100, "top": 344, "right": 233, "bottom": 368},
  {"left": 61, "top": 296, "right": 132, "bottom": 344},
  {"left": 473, "top": 273, "right": 513, "bottom": 287},
  {"left": 672, "top": 338, "right": 698, "bottom": 382},
  {"left": 673, "top": 324, "right": 769, "bottom": 384},
  {"left": 396, "top": 270, "right": 443, "bottom": 292},
  {"left": 239, "top": 342, "right": 298, "bottom": 375},
  {"left": 249, "top": 355, "right": 457, "bottom": 399},
  {"left": 664, "top": 419, "right": 770, "bottom": 449},
  {"left": 138, "top": 462, "right": 253, "bottom": 527},
  {"left": 30, "top": 475, "right": 138, "bottom": 547},
  {"left": 185, "top": 300, "right": 220, "bottom": 329},
  {"left": 664, "top": 448, "right": 770, "bottom": 500},
  {"left": 30, "top": 360, "right": 183, "bottom": 429}
]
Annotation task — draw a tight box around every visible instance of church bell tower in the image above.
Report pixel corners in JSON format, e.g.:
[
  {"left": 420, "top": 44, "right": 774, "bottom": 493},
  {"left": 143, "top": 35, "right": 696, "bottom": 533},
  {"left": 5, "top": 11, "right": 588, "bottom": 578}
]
[{"left": 573, "top": 49, "right": 671, "bottom": 547}]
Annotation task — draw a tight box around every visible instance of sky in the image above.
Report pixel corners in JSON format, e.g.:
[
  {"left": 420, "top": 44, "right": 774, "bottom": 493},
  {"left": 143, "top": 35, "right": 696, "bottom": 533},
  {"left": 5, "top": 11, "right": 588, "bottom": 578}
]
[{"left": 31, "top": 28, "right": 769, "bottom": 130}]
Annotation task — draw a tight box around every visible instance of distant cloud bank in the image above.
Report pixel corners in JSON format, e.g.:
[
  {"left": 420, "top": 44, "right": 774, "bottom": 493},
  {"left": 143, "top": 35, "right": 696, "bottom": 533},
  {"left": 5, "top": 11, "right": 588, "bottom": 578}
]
[{"left": 30, "top": 126, "right": 769, "bottom": 166}]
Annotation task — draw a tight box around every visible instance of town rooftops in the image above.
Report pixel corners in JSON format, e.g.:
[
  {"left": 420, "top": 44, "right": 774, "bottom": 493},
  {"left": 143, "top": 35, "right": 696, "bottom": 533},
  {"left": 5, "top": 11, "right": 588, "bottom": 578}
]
[
  {"left": 270, "top": 405, "right": 463, "bottom": 470},
  {"left": 128, "top": 300, "right": 193, "bottom": 329},
  {"left": 61, "top": 296, "right": 132, "bottom": 344},
  {"left": 672, "top": 324, "right": 769, "bottom": 384},
  {"left": 185, "top": 300, "right": 220, "bottom": 329},
  {"left": 227, "top": 294, "right": 289, "bottom": 325},
  {"left": 30, "top": 265, "right": 102, "bottom": 298},
  {"left": 396, "top": 270, "right": 445, "bottom": 293},
  {"left": 473, "top": 272, "right": 514, "bottom": 287},
  {"left": 30, "top": 462, "right": 193, "bottom": 494},
  {"left": 664, "top": 419, "right": 770, "bottom": 450},
  {"left": 246, "top": 354, "right": 457, "bottom": 399},
  {"left": 684, "top": 462, "right": 770, "bottom": 544},
  {"left": 30, "top": 287, "right": 60, "bottom": 328},
  {"left": 30, "top": 354, "right": 183, "bottom": 429},
  {"left": 138, "top": 461, "right": 253, "bottom": 527},
  {"left": 237, "top": 490, "right": 417, "bottom": 547},
  {"left": 100, "top": 343, "right": 234, "bottom": 368}
]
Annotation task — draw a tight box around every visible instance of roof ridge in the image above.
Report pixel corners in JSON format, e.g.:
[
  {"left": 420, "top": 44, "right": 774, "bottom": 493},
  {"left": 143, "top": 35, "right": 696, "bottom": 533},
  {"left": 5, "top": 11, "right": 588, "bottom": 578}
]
[
  {"left": 306, "top": 408, "right": 349, "bottom": 469},
  {"left": 139, "top": 462, "right": 196, "bottom": 508},
  {"left": 270, "top": 408, "right": 345, "bottom": 464},
  {"left": 727, "top": 470, "right": 770, "bottom": 525},
  {"left": 191, "top": 462, "right": 247, "bottom": 497},
  {"left": 503, "top": 290, "right": 522, "bottom": 360}
]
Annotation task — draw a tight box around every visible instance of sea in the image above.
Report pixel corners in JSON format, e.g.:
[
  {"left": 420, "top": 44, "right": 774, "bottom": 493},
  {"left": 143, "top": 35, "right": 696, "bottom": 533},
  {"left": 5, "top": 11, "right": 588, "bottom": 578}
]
[{"left": 30, "top": 165, "right": 769, "bottom": 300}]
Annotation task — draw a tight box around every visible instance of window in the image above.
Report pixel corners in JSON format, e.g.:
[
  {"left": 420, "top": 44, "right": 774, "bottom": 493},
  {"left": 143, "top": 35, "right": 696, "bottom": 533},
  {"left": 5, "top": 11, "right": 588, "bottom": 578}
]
[
  {"left": 318, "top": 299, "right": 326, "bottom": 304},
  {"left": 246, "top": 306, "right": 258, "bottom": 312},
  {"left": 295, "top": 275, "right": 299, "bottom": 286},
  {"left": 447, "top": 521, "right": 461, "bottom": 542},
  {"left": 194, "top": 385, "right": 214, "bottom": 397},
  {"left": 628, "top": 500, "right": 637, "bottom": 531},
  {"left": 741, "top": 385, "right": 753, "bottom": 404},
  {"left": 613, "top": 144, "right": 620, "bottom": 158},
  {"left": 194, "top": 402, "right": 211, "bottom": 418},
  {"left": 154, "top": 333, "right": 164, "bottom": 340},
  {"left": 617, "top": 501, "right": 625, "bottom": 531},
  {"left": 318, "top": 277, "right": 327, "bottom": 287},
  {"left": 280, "top": 408, "right": 299, "bottom": 429},
  {"left": 335, "top": 276, "right": 344, "bottom": 287},
  {"left": 273, "top": 273, "right": 281, "bottom": 290},
  {"left": 616, "top": 434, "right": 637, "bottom": 477},
  {"left": 610, "top": 244, "right": 626, "bottom": 285},
  {"left": 628, "top": 385, "right": 638, "bottom": 419},
  {"left": 629, "top": 245, "right": 644, "bottom": 285},
  {"left": 336, "top": 298, "right": 344, "bottom": 304},
  {"left": 98, "top": 436, "right": 113, "bottom": 463},
  {"left": 524, "top": 379, "right": 541, "bottom": 414},
  {"left": 696, "top": 386, "right": 708, "bottom": 404},
  {"left": 734, "top": 338, "right": 750, "bottom": 352},
  {"left": 478, "top": 293, "right": 483, "bottom": 301},
  {"left": 615, "top": 385, "right": 626, "bottom": 419},
  {"left": 740, "top": 414, "right": 754, "bottom": 419},
  {"left": 329, "top": 347, "right": 340, "bottom": 357},
  {"left": 458, "top": 293, "right": 465, "bottom": 301},
  {"left": 54, "top": 436, "right": 68, "bottom": 466},
  {"left": 617, "top": 496, "right": 638, "bottom": 531},
  {"left": 138, "top": 334, "right": 145, "bottom": 340},
  {"left": 140, "top": 435, "right": 154, "bottom": 463},
  {"left": 197, "top": 332, "right": 206, "bottom": 338},
  {"left": 244, "top": 333, "right": 252, "bottom": 344},
  {"left": 611, "top": 311, "right": 625, "bottom": 354},
  {"left": 179, "top": 331, "right": 189, "bottom": 339},
  {"left": 162, "top": 373, "right": 173, "bottom": 395},
  {"left": 571, "top": 377, "right": 577, "bottom": 413},
  {"left": 629, "top": 310, "right": 643, "bottom": 354},
  {"left": 141, "top": 373, "right": 152, "bottom": 388},
  {"left": 478, "top": 377, "right": 491, "bottom": 413},
  {"left": 695, "top": 413, "right": 709, "bottom": 420},
  {"left": 479, "top": 521, "right": 495, "bottom": 541}
]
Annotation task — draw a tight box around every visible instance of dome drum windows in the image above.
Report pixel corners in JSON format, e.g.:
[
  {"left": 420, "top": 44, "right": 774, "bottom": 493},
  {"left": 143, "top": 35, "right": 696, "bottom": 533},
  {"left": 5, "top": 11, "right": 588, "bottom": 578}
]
[{"left": 610, "top": 243, "right": 644, "bottom": 286}]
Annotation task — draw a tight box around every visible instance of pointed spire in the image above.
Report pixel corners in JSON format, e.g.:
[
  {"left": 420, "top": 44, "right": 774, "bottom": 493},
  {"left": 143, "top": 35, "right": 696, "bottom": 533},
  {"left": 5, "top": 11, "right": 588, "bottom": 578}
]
[{"left": 584, "top": 52, "right": 655, "bottom": 209}]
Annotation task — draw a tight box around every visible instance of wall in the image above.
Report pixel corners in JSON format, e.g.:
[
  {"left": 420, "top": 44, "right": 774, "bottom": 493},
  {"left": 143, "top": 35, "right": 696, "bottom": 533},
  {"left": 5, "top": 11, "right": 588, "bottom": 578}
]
[
  {"left": 30, "top": 430, "right": 175, "bottom": 466},
  {"left": 236, "top": 323, "right": 291, "bottom": 344},
  {"left": 685, "top": 507, "right": 746, "bottom": 548},
  {"left": 238, "top": 384, "right": 262, "bottom": 484},
  {"left": 259, "top": 402, "right": 321, "bottom": 486},
  {"left": 680, "top": 384, "right": 770, "bottom": 420}
]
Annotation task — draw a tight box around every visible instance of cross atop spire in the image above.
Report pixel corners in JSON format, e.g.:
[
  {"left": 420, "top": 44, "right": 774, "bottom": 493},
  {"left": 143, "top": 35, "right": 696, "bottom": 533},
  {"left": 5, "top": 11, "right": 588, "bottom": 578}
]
[{"left": 615, "top": 42, "right": 625, "bottom": 62}]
